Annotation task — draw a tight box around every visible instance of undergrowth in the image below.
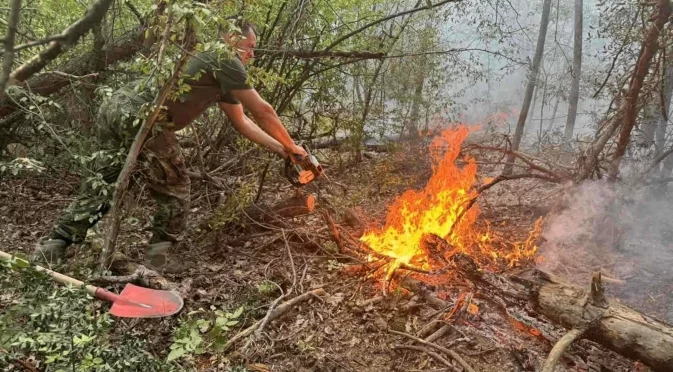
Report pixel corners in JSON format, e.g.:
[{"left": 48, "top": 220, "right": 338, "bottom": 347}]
[{"left": 0, "top": 256, "right": 177, "bottom": 372}]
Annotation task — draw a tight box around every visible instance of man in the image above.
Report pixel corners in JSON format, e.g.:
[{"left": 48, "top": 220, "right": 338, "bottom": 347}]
[{"left": 34, "top": 20, "right": 307, "bottom": 272}]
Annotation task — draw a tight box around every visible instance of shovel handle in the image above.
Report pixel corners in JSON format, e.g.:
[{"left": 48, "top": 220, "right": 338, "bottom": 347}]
[{"left": 0, "top": 250, "right": 99, "bottom": 297}]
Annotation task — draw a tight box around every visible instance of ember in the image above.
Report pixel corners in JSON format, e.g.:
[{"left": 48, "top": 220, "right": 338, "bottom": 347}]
[{"left": 360, "top": 125, "right": 541, "bottom": 281}]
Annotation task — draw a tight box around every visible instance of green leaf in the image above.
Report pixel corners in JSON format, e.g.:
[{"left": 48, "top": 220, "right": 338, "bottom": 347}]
[
  {"left": 231, "top": 306, "right": 244, "bottom": 319},
  {"left": 166, "top": 347, "right": 185, "bottom": 362}
]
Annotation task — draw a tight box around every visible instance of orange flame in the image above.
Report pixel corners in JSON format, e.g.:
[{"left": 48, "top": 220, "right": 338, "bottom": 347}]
[{"left": 360, "top": 124, "right": 541, "bottom": 279}]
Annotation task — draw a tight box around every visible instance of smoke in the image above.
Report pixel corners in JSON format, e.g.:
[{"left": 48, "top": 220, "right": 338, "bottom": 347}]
[{"left": 538, "top": 180, "right": 673, "bottom": 322}]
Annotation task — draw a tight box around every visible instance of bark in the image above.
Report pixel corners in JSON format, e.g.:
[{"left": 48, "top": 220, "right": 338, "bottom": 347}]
[
  {"left": 607, "top": 0, "right": 673, "bottom": 180},
  {"left": 98, "top": 20, "right": 196, "bottom": 271},
  {"left": 0, "top": 0, "right": 22, "bottom": 99},
  {"left": 9, "top": 0, "right": 114, "bottom": 83},
  {"left": 526, "top": 270, "right": 673, "bottom": 372},
  {"left": 564, "top": 0, "right": 583, "bottom": 141},
  {"left": 503, "top": 0, "right": 553, "bottom": 175},
  {"left": 655, "top": 58, "right": 673, "bottom": 177},
  {"left": 406, "top": 57, "right": 428, "bottom": 138},
  {"left": 242, "top": 193, "right": 316, "bottom": 225}
]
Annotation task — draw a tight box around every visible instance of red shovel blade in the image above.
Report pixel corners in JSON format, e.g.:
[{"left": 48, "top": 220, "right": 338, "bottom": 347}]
[{"left": 106, "top": 284, "right": 184, "bottom": 318}]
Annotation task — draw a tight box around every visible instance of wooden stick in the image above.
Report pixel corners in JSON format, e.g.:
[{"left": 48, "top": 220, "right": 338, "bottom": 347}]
[
  {"left": 391, "top": 330, "right": 478, "bottom": 372},
  {"left": 222, "top": 288, "right": 326, "bottom": 351},
  {"left": 541, "top": 328, "right": 585, "bottom": 372},
  {"left": 321, "top": 209, "right": 345, "bottom": 252},
  {"left": 394, "top": 344, "right": 461, "bottom": 372}
]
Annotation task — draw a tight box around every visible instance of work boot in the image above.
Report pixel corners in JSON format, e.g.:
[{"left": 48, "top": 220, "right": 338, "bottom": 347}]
[
  {"left": 33, "top": 238, "right": 67, "bottom": 265},
  {"left": 144, "top": 241, "right": 189, "bottom": 274}
]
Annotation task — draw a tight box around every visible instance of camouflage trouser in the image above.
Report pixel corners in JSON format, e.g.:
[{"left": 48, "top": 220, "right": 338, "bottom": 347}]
[{"left": 49, "top": 93, "right": 190, "bottom": 245}]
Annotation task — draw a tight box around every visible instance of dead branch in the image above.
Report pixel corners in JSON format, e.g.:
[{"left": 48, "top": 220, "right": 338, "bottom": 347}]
[
  {"left": 639, "top": 145, "right": 673, "bottom": 177},
  {"left": 0, "top": 0, "right": 21, "bottom": 99},
  {"left": 465, "top": 144, "right": 565, "bottom": 181},
  {"left": 321, "top": 209, "right": 345, "bottom": 252},
  {"left": 256, "top": 48, "right": 385, "bottom": 59},
  {"left": 9, "top": 0, "right": 114, "bottom": 83},
  {"left": 99, "top": 18, "right": 196, "bottom": 271},
  {"left": 92, "top": 264, "right": 177, "bottom": 291},
  {"left": 393, "top": 344, "right": 461, "bottom": 372},
  {"left": 541, "top": 328, "right": 585, "bottom": 372},
  {"left": 390, "top": 329, "right": 477, "bottom": 372},
  {"left": 222, "top": 288, "right": 327, "bottom": 351}
]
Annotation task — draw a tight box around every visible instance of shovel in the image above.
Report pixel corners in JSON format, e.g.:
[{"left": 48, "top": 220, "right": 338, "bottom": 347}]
[{"left": 0, "top": 250, "right": 183, "bottom": 318}]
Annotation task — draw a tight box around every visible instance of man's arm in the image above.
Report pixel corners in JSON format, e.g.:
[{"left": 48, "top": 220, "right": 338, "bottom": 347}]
[
  {"left": 230, "top": 89, "right": 307, "bottom": 158},
  {"left": 218, "top": 102, "right": 287, "bottom": 157}
]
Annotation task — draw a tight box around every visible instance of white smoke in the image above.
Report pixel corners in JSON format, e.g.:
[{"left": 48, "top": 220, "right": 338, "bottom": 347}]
[{"left": 538, "top": 179, "right": 673, "bottom": 322}]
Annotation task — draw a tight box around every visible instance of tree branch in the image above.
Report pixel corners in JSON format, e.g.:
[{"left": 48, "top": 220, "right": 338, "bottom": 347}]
[
  {"left": 0, "top": 0, "right": 22, "bottom": 99},
  {"left": 323, "top": 0, "right": 462, "bottom": 52},
  {"left": 9, "top": 0, "right": 114, "bottom": 83},
  {"left": 12, "top": 34, "right": 65, "bottom": 52},
  {"left": 124, "top": 0, "right": 145, "bottom": 26},
  {"left": 256, "top": 48, "right": 385, "bottom": 59}
]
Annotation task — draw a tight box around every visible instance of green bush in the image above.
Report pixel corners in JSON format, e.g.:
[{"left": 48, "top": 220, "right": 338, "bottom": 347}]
[{"left": 0, "top": 257, "right": 177, "bottom": 372}]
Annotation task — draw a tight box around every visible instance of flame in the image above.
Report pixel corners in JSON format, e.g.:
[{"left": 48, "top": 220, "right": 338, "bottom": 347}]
[{"left": 360, "top": 124, "right": 541, "bottom": 281}]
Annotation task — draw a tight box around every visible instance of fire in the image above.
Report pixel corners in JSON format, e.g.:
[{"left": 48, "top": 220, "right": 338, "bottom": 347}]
[{"left": 360, "top": 125, "right": 541, "bottom": 280}]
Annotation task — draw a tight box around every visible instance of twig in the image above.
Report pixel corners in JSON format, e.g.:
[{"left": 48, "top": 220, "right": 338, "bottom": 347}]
[
  {"left": 222, "top": 288, "right": 326, "bottom": 351},
  {"left": 541, "top": 328, "right": 585, "bottom": 372},
  {"left": 426, "top": 324, "right": 452, "bottom": 343},
  {"left": 12, "top": 34, "right": 65, "bottom": 52},
  {"left": 391, "top": 330, "right": 477, "bottom": 372},
  {"left": 394, "top": 344, "right": 461, "bottom": 372},
  {"left": 124, "top": 0, "right": 145, "bottom": 26},
  {"left": 321, "top": 209, "right": 345, "bottom": 252},
  {"left": 0, "top": 0, "right": 21, "bottom": 98},
  {"left": 323, "top": 0, "right": 461, "bottom": 52},
  {"left": 34, "top": 70, "right": 98, "bottom": 80}
]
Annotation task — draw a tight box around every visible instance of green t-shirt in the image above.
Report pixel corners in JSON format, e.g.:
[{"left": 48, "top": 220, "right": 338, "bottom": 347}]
[
  {"left": 165, "top": 51, "right": 252, "bottom": 130},
  {"left": 118, "top": 51, "right": 252, "bottom": 131}
]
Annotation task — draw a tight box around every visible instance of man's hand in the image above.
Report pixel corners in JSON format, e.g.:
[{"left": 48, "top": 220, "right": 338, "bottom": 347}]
[{"left": 285, "top": 143, "right": 308, "bottom": 163}]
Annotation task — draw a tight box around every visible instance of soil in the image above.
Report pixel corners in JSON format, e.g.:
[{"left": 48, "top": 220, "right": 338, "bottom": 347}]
[{"left": 0, "top": 136, "right": 662, "bottom": 372}]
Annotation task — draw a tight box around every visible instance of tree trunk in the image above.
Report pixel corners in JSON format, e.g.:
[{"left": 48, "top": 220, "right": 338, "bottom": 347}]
[
  {"left": 406, "top": 59, "right": 427, "bottom": 138},
  {"left": 564, "top": 0, "right": 583, "bottom": 141},
  {"left": 548, "top": 94, "right": 562, "bottom": 132},
  {"left": 503, "top": 0, "right": 553, "bottom": 175},
  {"left": 607, "top": 0, "right": 673, "bottom": 180},
  {"left": 656, "top": 59, "right": 673, "bottom": 176},
  {"left": 438, "top": 254, "right": 673, "bottom": 372}
]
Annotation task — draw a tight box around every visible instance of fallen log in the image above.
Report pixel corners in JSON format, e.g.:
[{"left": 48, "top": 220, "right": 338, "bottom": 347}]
[
  {"left": 241, "top": 193, "right": 316, "bottom": 225},
  {"left": 448, "top": 254, "right": 673, "bottom": 372}
]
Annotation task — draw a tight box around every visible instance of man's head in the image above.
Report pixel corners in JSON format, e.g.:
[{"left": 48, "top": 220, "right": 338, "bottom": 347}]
[{"left": 224, "top": 19, "right": 257, "bottom": 65}]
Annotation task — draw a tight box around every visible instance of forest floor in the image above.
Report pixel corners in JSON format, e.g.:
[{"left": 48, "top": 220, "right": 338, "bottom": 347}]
[{"left": 0, "top": 132, "right": 668, "bottom": 372}]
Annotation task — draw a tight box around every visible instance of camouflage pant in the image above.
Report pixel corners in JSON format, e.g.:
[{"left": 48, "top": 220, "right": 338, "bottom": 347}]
[{"left": 50, "top": 92, "right": 190, "bottom": 245}]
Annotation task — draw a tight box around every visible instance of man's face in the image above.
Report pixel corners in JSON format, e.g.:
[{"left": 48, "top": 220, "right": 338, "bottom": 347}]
[{"left": 234, "top": 30, "right": 256, "bottom": 65}]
